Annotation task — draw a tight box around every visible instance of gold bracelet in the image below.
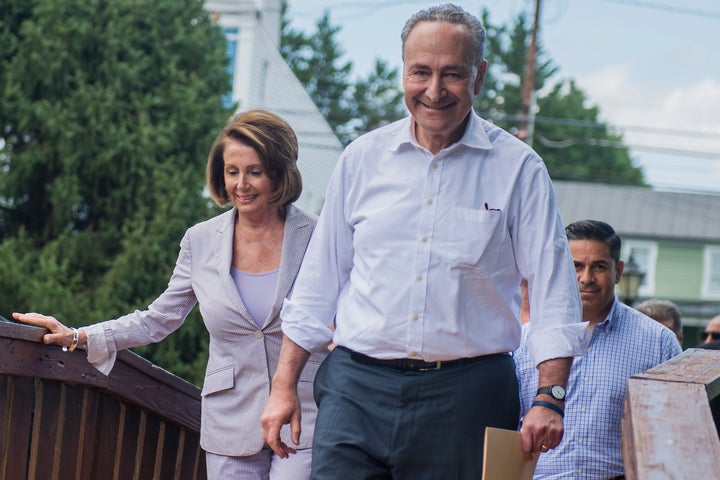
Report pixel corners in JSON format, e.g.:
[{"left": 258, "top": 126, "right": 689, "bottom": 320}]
[{"left": 62, "top": 327, "right": 79, "bottom": 352}]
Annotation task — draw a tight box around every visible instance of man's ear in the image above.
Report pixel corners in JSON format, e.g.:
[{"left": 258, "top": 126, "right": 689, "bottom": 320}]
[
  {"left": 615, "top": 260, "right": 625, "bottom": 284},
  {"left": 473, "top": 60, "right": 488, "bottom": 95}
]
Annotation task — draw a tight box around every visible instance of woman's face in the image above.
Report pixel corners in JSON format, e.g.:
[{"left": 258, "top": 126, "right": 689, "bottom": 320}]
[{"left": 223, "top": 140, "right": 276, "bottom": 218}]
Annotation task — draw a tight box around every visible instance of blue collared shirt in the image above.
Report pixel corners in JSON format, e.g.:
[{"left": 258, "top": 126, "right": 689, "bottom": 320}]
[{"left": 514, "top": 298, "right": 682, "bottom": 479}]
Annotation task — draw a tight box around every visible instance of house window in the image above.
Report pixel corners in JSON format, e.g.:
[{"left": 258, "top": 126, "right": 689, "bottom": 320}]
[
  {"left": 623, "top": 241, "right": 657, "bottom": 297},
  {"left": 222, "top": 27, "right": 239, "bottom": 108},
  {"left": 702, "top": 246, "right": 720, "bottom": 299}
]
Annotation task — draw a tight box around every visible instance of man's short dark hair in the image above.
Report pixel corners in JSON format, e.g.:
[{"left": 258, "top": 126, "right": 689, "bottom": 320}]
[{"left": 565, "top": 220, "right": 622, "bottom": 263}]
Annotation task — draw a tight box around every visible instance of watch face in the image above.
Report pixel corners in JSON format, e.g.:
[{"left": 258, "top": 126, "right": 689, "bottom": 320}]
[{"left": 551, "top": 385, "right": 566, "bottom": 399}]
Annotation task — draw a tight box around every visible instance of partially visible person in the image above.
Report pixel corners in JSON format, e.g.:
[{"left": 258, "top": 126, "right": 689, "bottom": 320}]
[
  {"left": 515, "top": 220, "right": 682, "bottom": 479},
  {"left": 697, "top": 314, "right": 720, "bottom": 350},
  {"left": 261, "top": 4, "right": 588, "bottom": 479},
  {"left": 520, "top": 278, "right": 530, "bottom": 324},
  {"left": 701, "top": 315, "right": 720, "bottom": 344},
  {"left": 635, "top": 298, "right": 684, "bottom": 343},
  {"left": 14, "top": 109, "right": 324, "bottom": 480}
]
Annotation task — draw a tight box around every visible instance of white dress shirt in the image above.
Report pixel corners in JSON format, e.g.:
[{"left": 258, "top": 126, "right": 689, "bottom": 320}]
[{"left": 282, "top": 112, "right": 586, "bottom": 364}]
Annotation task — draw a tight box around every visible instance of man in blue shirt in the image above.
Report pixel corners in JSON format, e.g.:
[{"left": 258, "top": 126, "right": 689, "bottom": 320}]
[{"left": 515, "top": 219, "right": 682, "bottom": 479}]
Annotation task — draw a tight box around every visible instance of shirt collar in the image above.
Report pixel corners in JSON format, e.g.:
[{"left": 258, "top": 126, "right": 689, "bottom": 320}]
[
  {"left": 597, "top": 297, "right": 620, "bottom": 330},
  {"left": 389, "top": 110, "right": 494, "bottom": 153}
]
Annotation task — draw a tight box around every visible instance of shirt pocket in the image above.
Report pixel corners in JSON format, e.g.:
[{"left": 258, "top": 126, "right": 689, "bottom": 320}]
[
  {"left": 201, "top": 365, "right": 235, "bottom": 397},
  {"left": 442, "top": 207, "right": 505, "bottom": 269}
]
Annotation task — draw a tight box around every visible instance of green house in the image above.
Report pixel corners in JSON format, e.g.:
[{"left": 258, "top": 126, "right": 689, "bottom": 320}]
[{"left": 555, "top": 180, "right": 720, "bottom": 348}]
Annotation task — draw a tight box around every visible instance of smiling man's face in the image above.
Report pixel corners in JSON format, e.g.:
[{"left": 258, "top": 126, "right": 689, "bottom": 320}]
[{"left": 402, "top": 21, "right": 485, "bottom": 153}]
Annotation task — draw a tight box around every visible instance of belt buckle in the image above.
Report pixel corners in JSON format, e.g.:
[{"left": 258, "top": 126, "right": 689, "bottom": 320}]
[{"left": 418, "top": 360, "right": 442, "bottom": 372}]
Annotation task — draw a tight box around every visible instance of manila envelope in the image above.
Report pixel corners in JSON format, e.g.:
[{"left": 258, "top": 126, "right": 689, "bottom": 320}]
[{"left": 482, "top": 427, "right": 539, "bottom": 480}]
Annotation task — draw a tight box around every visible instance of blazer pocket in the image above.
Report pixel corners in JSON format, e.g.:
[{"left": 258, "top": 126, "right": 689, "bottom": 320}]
[{"left": 201, "top": 365, "right": 235, "bottom": 397}]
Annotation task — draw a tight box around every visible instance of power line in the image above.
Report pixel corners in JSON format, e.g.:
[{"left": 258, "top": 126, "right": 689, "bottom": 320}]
[
  {"left": 535, "top": 134, "right": 720, "bottom": 159},
  {"left": 600, "top": 0, "right": 720, "bottom": 19}
]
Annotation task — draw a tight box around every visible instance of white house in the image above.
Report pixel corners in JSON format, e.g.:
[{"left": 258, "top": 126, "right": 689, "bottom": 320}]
[{"left": 205, "top": 0, "right": 343, "bottom": 214}]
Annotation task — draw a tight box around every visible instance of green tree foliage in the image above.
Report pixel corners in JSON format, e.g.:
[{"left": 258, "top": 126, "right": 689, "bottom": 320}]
[
  {"left": 281, "top": 3, "right": 643, "bottom": 185},
  {"left": 475, "top": 9, "right": 645, "bottom": 185},
  {"left": 280, "top": 6, "right": 353, "bottom": 142},
  {"left": 350, "top": 59, "right": 406, "bottom": 137},
  {"left": 0, "top": 0, "right": 233, "bottom": 385},
  {"left": 534, "top": 81, "right": 644, "bottom": 185},
  {"left": 280, "top": 0, "right": 404, "bottom": 144}
]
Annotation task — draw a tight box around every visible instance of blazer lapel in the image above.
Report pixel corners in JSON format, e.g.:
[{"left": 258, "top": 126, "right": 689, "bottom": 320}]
[
  {"left": 265, "top": 205, "right": 313, "bottom": 328},
  {"left": 214, "top": 208, "right": 254, "bottom": 323}
]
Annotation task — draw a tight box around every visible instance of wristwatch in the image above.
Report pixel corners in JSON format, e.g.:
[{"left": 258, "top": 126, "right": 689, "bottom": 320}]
[{"left": 537, "top": 385, "right": 566, "bottom": 401}]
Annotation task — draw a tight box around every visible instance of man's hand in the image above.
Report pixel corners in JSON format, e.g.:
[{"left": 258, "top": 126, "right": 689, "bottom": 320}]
[
  {"left": 261, "top": 336, "right": 312, "bottom": 457},
  {"left": 519, "top": 401, "right": 564, "bottom": 458},
  {"left": 261, "top": 384, "right": 301, "bottom": 458},
  {"left": 519, "top": 356, "right": 572, "bottom": 458}
]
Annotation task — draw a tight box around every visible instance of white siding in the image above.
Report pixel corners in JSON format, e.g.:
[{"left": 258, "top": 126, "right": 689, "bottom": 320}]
[{"left": 206, "top": 0, "right": 342, "bottom": 214}]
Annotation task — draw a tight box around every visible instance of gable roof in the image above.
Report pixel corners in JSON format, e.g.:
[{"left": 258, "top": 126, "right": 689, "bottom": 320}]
[{"left": 553, "top": 181, "right": 720, "bottom": 242}]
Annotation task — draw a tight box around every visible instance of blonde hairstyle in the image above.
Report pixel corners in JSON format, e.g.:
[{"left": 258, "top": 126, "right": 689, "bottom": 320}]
[{"left": 206, "top": 109, "right": 302, "bottom": 207}]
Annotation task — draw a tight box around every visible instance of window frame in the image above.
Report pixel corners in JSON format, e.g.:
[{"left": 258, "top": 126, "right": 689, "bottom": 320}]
[{"left": 702, "top": 245, "right": 720, "bottom": 299}]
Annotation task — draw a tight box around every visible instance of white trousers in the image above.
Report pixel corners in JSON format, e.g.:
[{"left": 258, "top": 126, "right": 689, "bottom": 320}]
[{"left": 206, "top": 448, "right": 312, "bottom": 480}]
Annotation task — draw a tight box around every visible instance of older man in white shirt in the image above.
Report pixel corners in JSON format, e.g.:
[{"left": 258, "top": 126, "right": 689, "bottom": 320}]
[{"left": 262, "top": 4, "right": 587, "bottom": 479}]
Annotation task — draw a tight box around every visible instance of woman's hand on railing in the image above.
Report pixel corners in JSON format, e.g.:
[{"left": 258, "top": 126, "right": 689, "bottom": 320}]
[{"left": 12, "top": 312, "right": 85, "bottom": 351}]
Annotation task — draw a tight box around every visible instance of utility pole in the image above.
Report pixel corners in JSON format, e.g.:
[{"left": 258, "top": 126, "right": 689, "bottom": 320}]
[{"left": 518, "top": 0, "right": 541, "bottom": 146}]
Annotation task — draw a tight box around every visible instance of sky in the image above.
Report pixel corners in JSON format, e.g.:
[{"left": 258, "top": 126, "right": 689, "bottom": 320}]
[{"left": 286, "top": 0, "right": 720, "bottom": 195}]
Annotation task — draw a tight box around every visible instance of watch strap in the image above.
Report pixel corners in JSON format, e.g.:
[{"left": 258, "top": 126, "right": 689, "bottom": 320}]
[
  {"left": 531, "top": 400, "right": 564, "bottom": 418},
  {"left": 537, "top": 385, "right": 565, "bottom": 400}
]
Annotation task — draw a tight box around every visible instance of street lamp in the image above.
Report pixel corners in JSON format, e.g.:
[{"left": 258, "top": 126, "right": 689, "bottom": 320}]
[{"left": 618, "top": 254, "right": 645, "bottom": 306}]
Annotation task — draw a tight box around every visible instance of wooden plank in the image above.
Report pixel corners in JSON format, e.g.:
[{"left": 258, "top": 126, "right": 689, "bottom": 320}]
[
  {"left": 136, "top": 412, "right": 161, "bottom": 480},
  {"left": 0, "top": 337, "right": 108, "bottom": 389},
  {"left": 77, "top": 388, "right": 100, "bottom": 480},
  {"left": 94, "top": 394, "right": 121, "bottom": 479},
  {"left": 58, "top": 384, "right": 85, "bottom": 479},
  {"left": 29, "top": 380, "right": 62, "bottom": 480},
  {"left": 632, "top": 348, "right": 720, "bottom": 398},
  {"left": 0, "top": 334, "right": 201, "bottom": 432},
  {"left": 0, "top": 376, "right": 10, "bottom": 479},
  {"left": 0, "top": 322, "right": 46, "bottom": 342},
  {"left": 623, "top": 378, "right": 720, "bottom": 479},
  {"left": 178, "top": 427, "right": 206, "bottom": 480},
  {"left": 159, "top": 422, "right": 180, "bottom": 479},
  {"left": 0, "top": 376, "right": 34, "bottom": 480},
  {"left": 116, "top": 403, "right": 141, "bottom": 479},
  {"left": 105, "top": 359, "right": 201, "bottom": 431},
  {"left": 0, "top": 322, "right": 204, "bottom": 479}
]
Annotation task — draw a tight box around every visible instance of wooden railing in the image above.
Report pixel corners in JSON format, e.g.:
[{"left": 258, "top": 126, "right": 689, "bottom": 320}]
[
  {"left": 0, "top": 321, "right": 206, "bottom": 480},
  {"left": 622, "top": 348, "right": 720, "bottom": 479}
]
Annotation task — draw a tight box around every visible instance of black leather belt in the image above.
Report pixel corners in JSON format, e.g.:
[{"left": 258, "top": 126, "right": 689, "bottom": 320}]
[{"left": 340, "top": 346, "right": 506, "bottom": 372}]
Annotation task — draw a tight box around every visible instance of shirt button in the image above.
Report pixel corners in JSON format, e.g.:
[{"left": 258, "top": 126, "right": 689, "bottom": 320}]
[
  {"left": 432, "top": 162, "right": 439, "bottom": 169},
  {"left": 420, "top": 236, "right": 428, "bottom": 243},
  {"left": 254, "top": 331, "right": 263, "bottom": 339},
  {"left": 412, "top": 314, "right": 419, "bottom": 320},
  {"left": 416, "top": 274, "right": 423, "bottom": 281},
  {"left": 426, "top": 198, "right": 433, "bottom": 205},
  {"left": 410, "top": 351, "right": 419, "bottom": 357}
]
